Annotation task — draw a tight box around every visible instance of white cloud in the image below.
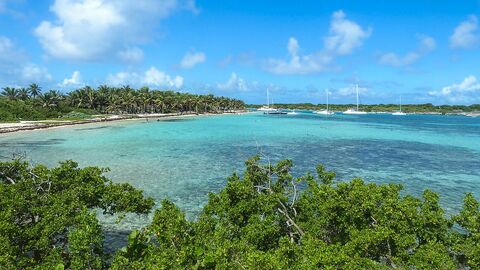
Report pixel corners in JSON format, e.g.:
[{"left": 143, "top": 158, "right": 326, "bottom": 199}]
[
  {"left": 20, "top": 64, "right": 53, "bottom": 82},
  {"left": 0, "top": 0, "right": 6, "bottom": 12},
  {"left": 107, "top": 67, "right": 183, "bottom": 88},
  {"left": 379, "top": 52, "right": 420, "bottom": 67},
  {"left": 420, "top": 35, "right": 436, "bottom": 51},
  {"left": 59, "top": 71, "right": 82, "bottom": 87},
  {"left": 450, "top": 15, "right": 478, "bottom": 49},
  {"left": 265, "top": 37, "right": 333, "bottom": 75},
  {"left": 217, "top": 73, "right": 251, "bottom": 91},
  {"left": 324, "top": 10, "right": 372, "bottom": 55},
  {"left": 0, "top": 36, "right": 26, "bottom": 65},
  {"left": 185, "top": 0, "right": 200, "bottom": 15},
  {"left": 428, "top": 76, "right": 480, "bottom": 103},
  {"left": 34, "top": 0, "right": 182, "bottom": 62},
  {"left": 179, "top": 51, "right": 206, "bottom": 69},
  {"left": 0, "top": 36, "right": 52, "bottom": 84},
  {"left": 336, "top": 85, "right": 368, "bottom": 97},
  {"left": 265, "top": 10, "right": 370, "bottom": 75},
  {"left": 379, "top": 35, "right": 436, "bottom": 67},
  {"left": 118, "top": 47, "right": 144, "bottom": 63}
]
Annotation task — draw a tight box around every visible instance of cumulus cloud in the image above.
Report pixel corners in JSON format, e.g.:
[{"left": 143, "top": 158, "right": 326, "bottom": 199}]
[
  {"left": 0, "top": 36, "right": 52, "bottom": 84},
  {"left": 450, "top": 15, "right": 478, "bottom": 49},
  {"left": 265, "top": 10, "right": 370, "bottom": 75},
  {"left": 59, "top": 71, "right": 82, "bottom": 87},
  {"left": 428, "top": 75, "right": 480, "bottom": 103},
  {"left": 265, "top": 37, "right": 333, "bottom": 75},
  {"left": 379, "top": 35, "right": 436, "bottom": 67},
  {"left": 217, "top": 73, "right": 251, "bottom": 91},
  {"left": 34, "top": 0, "right": 189, "bottom": 62},
  {"left": 107, "top": 67, "right": 183, "bottom": 88},
  {"left": 324, "top": 10, "right": 372, "bottom": 55},
  {"left": 21, "top": 64, "right": 53, "bottom": 82},
  {"left": 179, "top": 51, "right": 206, "bottom": 69},
  {"left": 118, "top": 47, "right": 144, "bottom": 63}
]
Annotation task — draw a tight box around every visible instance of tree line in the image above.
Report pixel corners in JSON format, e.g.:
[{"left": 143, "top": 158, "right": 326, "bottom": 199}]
[
  {"left": 1, "top": 157, "right": 479, "bottom": 269},
  {"left": 250, "top": 103, "right": 480, "bottom": 114},
  {"left": 0, "top": 84, "right": 245, "bottom": 122}
]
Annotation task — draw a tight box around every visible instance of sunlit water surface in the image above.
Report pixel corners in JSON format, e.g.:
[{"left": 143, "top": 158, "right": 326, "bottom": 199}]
[{"left": 1, "top": 112, "right": 479, "bottom": 249}]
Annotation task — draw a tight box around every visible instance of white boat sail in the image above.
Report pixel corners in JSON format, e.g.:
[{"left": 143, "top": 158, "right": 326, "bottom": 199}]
[
  {"left": 343, "top": 84, "right": 367, "bottom": 115},
  {"left": 392, "top": 96, "right": 407, "bottom": 116},
  {"left": 258, "top": 88, "right": 286, "bottom": 114},
  {"left": 315, "top": 89, "right": 334, "bottom": 115},
  {"left": 257, "top": 88, "right": 276, "bottom": 112}
]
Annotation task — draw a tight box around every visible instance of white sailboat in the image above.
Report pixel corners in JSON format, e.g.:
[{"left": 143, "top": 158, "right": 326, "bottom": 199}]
[
  {"left": 392, "top": 96, "right": 407, "bottom": 116},
  {"left": 315, "top": 89, "right": 334, "bottom": 115},
  {"left": 257, "top": 88, "right": 276, "bottom": 112},
  {"left": 259, "top": 89, "right": 286, "bottom": 114},
  {"left": 343, "top": 84, "right": 367, "bottom": 115}
]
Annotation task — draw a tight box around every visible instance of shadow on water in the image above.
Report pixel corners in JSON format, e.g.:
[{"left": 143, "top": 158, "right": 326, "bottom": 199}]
[
  {"left": 156, "top": 118, "right": 193, "bottom": 123},
  {"left": 75, "top": 126, "right": 110, "bottom": 131},
  {"left": 0, "top": 138, "right": 66, "bottom": 148},
  {"left": 103, "top": 229, "right": 131, "bottom": 254}
]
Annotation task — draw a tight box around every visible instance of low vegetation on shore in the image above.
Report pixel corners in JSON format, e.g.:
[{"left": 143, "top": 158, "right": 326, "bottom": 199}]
[
  {"left": 249, "top": 103, "right": 480, "bottom": 114},
  {"left": 0, "top": 84, "right": 245, "bottom": 122},
  {"left": 1, "top": 157, "right": 479, "bottom": 269}
]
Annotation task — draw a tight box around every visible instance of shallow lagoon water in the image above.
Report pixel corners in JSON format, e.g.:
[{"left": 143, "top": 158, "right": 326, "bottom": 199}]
[{"left": 1, "top": 112, "right": 480, "bottom": 238}]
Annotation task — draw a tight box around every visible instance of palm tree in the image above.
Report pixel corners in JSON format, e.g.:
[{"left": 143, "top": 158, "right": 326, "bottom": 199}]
[
  {"left": 18, "top": 88, "right": 30, "bottom": 100},
  {"left": 28, "top": 83, "right": 41, "bottom": 99},
  {"left": 40, "top": 90, "right": 62, "bottom": 108},
  {"left": 1, "top": 87, "right": 19, "bottom": 100}
]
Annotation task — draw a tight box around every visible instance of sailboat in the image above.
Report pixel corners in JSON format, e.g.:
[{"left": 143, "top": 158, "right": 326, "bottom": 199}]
[
  {"left": 315, "top": 89, "right": 334, "bottom": 115},
  {"left": 257, "top": 88, "right": 276, "bottom": 112},
  {"left": 343, "top": 84, "right": 367, "bottom": 115},
  {"left": 392, "top": 96, "right": 407, "bottom": 116},
  {"left": 257, "top": 89, "right": 286, "bottom": 114}
]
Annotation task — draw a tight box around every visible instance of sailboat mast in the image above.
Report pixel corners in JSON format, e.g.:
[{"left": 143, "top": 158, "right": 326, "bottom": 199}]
[
  {"left": 267, "top": 88, "right": 270, "bottom": 108},
  {"left": 399, "top": 96, "right": 402, "bottom": 112},
  {"left": 356, "top": 84, "right": 359, "bottom": 111},
  {"left": 326, "top": 89, "right": 329, "bottom": 111}
]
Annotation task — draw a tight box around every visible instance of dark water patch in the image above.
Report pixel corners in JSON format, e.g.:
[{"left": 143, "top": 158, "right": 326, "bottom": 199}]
[
  {"left": 75, "top": 126, "right": 110, "bottom": 131},
  {"left": 156, "top": 118, "right": 194, "bottom": 123},
  {"left": 0, "top": 138, "right": 66, "bottom": 147},
  {"left": 168, "top": 138, "right": 480, "bottom": 214},
  {"left": 261, "top": 113, "right": 480, "bottom": 137},
  {"left": 103, "top": 229, "right": 131, "bottom": 254}
]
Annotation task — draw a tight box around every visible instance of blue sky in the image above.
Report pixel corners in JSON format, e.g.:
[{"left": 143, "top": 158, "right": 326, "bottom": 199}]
[{"left": 0, "top": 0, "right": 480, "bottom": 104}]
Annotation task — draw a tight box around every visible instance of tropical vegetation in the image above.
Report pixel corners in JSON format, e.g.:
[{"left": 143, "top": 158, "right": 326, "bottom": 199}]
[
  {"left": 250, "top": 103, "right": 480, "bottom": 114},
  {"left": 1, "top": 157, "right": 479, "bottom": 269},
  {"left": 0, "top": 84, "right": 245, "bottom": 122}
]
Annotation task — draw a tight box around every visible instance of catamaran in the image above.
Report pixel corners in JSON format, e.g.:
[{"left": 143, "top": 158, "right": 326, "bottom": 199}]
[
  {"left": 392, "top": 96, "right": 407, "bottom": 116},
  {"left": 343, "top": 84, "right": 367, "bottom": 115},
  {"left": 315, "top": 89, "right": 334, "bottom": 115}
]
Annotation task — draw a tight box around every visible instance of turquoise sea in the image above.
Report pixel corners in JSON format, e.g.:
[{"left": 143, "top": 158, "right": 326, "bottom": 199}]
[{"left": 1, "top": 112, "right": 480, "bottom": 245}]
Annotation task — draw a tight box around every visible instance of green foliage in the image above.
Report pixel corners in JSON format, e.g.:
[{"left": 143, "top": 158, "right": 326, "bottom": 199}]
[
  {"left": 112, "top": 156, "right": 479, "bottom": 269},
  {"left": 0, "top": 159, "right": 154, "bottom": 269},
  {"left": 0, "top": 85, "right": 245, "bottom": 122},
  {"left": 248, "top": 102, "right": 480, "bottom": 113},
  {"left": 2, "top": 157, "right": 479, "bottom": 269}
]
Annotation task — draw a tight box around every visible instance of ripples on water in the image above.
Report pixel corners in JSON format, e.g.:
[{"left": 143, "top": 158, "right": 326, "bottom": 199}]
[{"left": 1, "top": 112, "right": 479, "bottom": 250}]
